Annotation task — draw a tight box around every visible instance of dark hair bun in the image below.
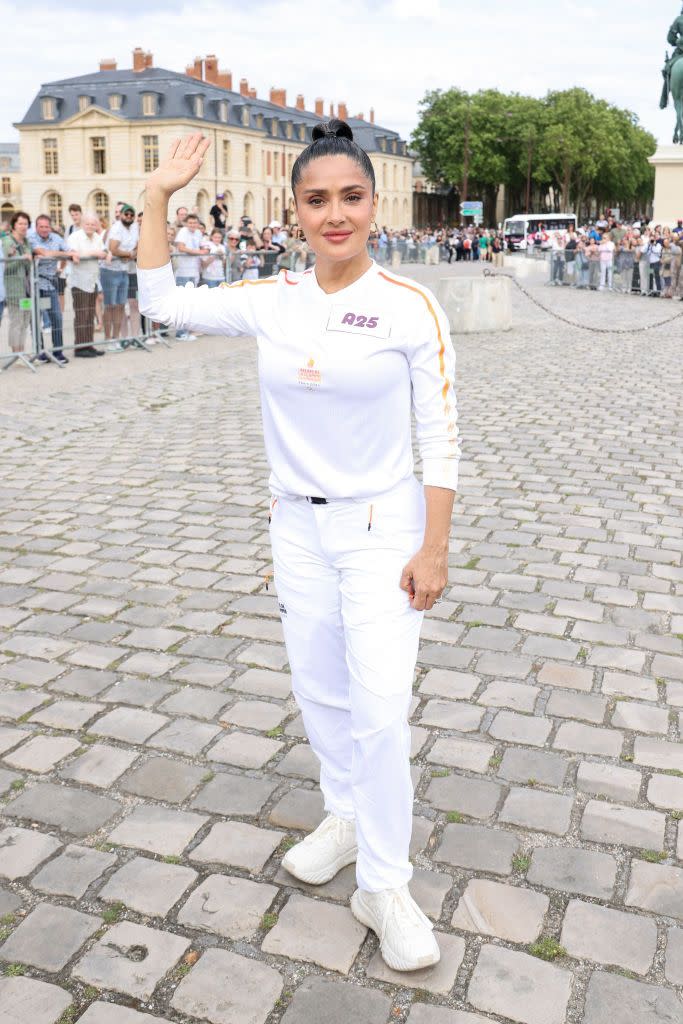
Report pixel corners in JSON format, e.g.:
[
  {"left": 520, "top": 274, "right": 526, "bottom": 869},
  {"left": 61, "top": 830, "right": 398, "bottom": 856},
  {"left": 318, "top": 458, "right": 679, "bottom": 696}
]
[{"left": 312, "top": 118, "right": 353, "bottom": 143}]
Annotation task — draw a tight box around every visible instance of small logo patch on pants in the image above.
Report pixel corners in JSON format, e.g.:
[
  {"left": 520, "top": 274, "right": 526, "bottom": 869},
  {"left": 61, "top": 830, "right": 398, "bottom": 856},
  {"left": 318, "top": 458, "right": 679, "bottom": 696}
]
[{"left": 278, "top": 601, "right": 287, "bottom": 616}]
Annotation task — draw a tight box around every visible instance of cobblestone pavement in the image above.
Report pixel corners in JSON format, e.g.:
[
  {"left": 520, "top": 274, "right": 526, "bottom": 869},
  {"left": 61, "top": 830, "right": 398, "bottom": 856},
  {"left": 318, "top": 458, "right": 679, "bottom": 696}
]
[{"left": 0, "top": 263, "right": 682, "bottom": 1023}]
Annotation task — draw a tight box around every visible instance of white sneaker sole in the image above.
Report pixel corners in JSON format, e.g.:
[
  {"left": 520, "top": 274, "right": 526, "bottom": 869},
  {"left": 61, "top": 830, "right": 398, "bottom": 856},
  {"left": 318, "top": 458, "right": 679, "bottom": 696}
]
[
  {"left": 350, "top": 890, "right": 441, "bottom": 972},
  {"left": 281, "top": 844, "right": 358, "bottom": 885}
]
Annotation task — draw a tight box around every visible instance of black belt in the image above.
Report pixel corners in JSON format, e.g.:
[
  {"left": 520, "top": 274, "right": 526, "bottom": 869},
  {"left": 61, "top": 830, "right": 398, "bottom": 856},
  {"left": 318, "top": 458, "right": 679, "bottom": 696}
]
[{"left": 306, "top": 496, "right": 328, "bottom": 504}]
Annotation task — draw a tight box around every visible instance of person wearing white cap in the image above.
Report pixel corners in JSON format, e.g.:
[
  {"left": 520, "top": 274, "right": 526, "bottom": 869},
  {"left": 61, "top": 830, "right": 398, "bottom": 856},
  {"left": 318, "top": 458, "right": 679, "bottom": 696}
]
[
  {"left": 137, "top": 122, "right": 458, "bottom": 973},
  {"left": 269, "top": 219, "right": 288, "bottom": 247}
]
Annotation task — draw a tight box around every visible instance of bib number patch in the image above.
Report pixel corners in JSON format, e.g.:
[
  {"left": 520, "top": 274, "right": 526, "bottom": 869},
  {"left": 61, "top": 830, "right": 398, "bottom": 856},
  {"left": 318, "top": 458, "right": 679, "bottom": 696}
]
[{"left": 327, "top": 305, "right": 391, "bottom": 338}]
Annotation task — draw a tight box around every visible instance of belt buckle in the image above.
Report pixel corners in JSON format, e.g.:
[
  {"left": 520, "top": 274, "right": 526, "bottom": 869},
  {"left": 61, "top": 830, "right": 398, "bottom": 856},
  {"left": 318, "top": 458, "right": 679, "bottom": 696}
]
[{"left": 306, "top": 496, "right": 328, "bottom": 505}]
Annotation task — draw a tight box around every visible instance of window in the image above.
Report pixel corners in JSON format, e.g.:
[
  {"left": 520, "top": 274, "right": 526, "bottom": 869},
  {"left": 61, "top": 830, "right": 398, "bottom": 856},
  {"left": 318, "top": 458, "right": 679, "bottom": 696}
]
[
  {"left": 379, "top": 137, "right": 386, "bottom": 152},
  {"left": 244, "top": 143, "right": 252, "bottom": 176},
  {"left": 1, "top": 178, "right": 10, "bottom": 196},
  {"left": 403, "top": 166, "right": 408, "bottom": 189},
  {"left": 109, "top": 94, "right": 122, "bottom": 111},
  {"left": 392, "top": 140, "right": 397, "bottom": 154},
  {"left": 194, "top": 96, "right": 204, "bottom": 118},
  {"left": 91, "top": 136, "right": 106, "bottom": 175},
  {"left": 282, "top": 152, "right": 286, "bottom": 177},
  {"left": 41, "top": 97, "right": 56, "bottom": 120},
  {"left": 92, "top": 191, "right": 109, "bottom": 222},
  {"left": 286, "top": 121, "right": 293, "bottom": 139},
  {"left": 142, "top": 93, "right": 156, "bottom": 116},
  {"left": 266, "top": 151, "right": 272, "bottom": 176},
  {"left": 299, "top": 124, "right": 306, "bottom": 142},
  {"left": 43, "top": 138, "right": 58, "bottom": 175},
  {"left": 271, "top": 117, "right": 278, "bottom": 137},
  {"left": 256, "top": 113, "right": 264, "bottom": 129},
  {"left": 383, "top": 163, "right": 388, "bottom": 188},
  {"left": 142, "top": 135, "right": 159, "bottom": 173},
  {"left": 0, "top": 157, "right": 9, "bottom": 171},
  {"left": 393, "top": 165, "right": 397, "bottom": 190},
  {"left": 46, "top": 191, "right": 63, "bottom": 228},
  {"left": 78, "top": 95, "right": 92, "bottom": 112},
  {"left": 218, "top": 100, "right": 229, "bottom": 122},
  {"left": 241, "top": 106, "right": 250, "bottom": 127},
  {"left": 222, "top": 139, "right": 231, "bottom": 175}
]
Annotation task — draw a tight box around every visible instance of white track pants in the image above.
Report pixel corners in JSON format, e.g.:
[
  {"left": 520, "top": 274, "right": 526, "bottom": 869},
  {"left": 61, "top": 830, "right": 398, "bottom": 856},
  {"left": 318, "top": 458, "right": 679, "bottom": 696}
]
[{"left": 270, "top": 475, "right": 425, "bottom": 892}]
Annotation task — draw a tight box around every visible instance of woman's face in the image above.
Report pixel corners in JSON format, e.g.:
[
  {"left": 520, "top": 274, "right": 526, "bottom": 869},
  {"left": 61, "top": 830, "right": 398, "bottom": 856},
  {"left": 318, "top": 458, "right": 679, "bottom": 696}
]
[
  {"left": 294, "top": 154, "right": 377, "bottom": 264},
  {"left": 262, "top": 228, "right": 272, "bottom": 243},
  {"left": 211, "top": 232, "right": 222, "bottom": 245}
]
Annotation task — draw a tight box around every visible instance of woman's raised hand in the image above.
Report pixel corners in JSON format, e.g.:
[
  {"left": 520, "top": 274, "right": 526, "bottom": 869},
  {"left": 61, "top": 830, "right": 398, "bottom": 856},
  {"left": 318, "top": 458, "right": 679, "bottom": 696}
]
[{"left": 146, "top": 134, "right": 211, "bottom": 197}]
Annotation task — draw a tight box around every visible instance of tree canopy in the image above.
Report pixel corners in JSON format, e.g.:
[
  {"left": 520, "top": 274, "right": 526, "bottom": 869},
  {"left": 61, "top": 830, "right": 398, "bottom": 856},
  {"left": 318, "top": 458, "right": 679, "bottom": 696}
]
[{"left": 411, "top": 87, "right": 656, "bottom": 221}]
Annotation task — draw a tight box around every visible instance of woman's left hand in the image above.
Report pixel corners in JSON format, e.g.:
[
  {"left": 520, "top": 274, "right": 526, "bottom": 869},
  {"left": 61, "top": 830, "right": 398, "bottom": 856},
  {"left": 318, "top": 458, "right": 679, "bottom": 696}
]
[{"left": 400, "top": 544, "right": 449, "bottom": 611}]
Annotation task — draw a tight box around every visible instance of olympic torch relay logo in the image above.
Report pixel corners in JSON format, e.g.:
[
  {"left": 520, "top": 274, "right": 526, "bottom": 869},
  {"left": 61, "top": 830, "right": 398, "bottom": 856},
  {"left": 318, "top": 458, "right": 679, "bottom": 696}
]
[{"left": 298, "top": 357, "right": 322, "bottom": 389}]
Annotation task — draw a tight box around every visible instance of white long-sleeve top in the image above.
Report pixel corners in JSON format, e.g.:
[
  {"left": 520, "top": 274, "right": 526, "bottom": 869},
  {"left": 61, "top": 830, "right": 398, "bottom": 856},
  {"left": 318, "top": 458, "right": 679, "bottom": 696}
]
[{"left": 138, "top": 260, "right": 459, "bottom": 499}]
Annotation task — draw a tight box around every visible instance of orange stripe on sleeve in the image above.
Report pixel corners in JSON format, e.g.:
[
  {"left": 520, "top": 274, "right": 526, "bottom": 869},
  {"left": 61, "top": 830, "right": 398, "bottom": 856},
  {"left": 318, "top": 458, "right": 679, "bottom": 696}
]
[{"left": 378, "top": 270, "right": 450, "bottom": 400}]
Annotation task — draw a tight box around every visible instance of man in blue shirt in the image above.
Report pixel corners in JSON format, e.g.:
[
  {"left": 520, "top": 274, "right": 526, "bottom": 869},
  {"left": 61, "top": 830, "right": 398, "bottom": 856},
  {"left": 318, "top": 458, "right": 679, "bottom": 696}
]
[{"left": 28, "top": 214, "right": 78, "bottom": 364}]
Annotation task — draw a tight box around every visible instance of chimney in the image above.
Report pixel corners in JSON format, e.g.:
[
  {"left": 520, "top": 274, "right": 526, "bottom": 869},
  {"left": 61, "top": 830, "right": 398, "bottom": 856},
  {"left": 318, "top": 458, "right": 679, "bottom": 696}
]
[
  {"left": 338, "top": 101, "right": 348, "bottom": 121},
  {"left": 205, "top": 54, "right": 218, "bottom": 83},
  {"left": 296, "top": 94, "right": 305, "bottom": 111},
  {"left": 329, "top": 102, "right": 335, "bottom": 118},
  {"left": 216, "top": 71, "right": 233, "bottom": 90},
  {"left": 132, "top": 47, "right": 146, "bottom": 72},
  {"left": 144, "top": 51, "right": 153, "bottom": 69},
  {"left": 356, "top": 112, "right": 364, "bottom": 121},
  {"left": 240, "top": 78, "right": 249, "bottom": 96},
  {"left": 193, "top": 56, "right": 203, "bottom": 78},
  {"left": 248, "top": 87, "right": 257, "bottom": 99},
  {"left": 99, "top": 58, "right": 117, "bottom": 72},
  {"left": 270, "top": 87, "right": 287, "bottom": 107},
  {"left": 370, "top": 107, "right": 375, "bottom": 124},
  {"left": 314, "top": 97, "right": 324, "bottom": 117},
  {"left": 186, "top": 63, "right": 201, "bottom": 80}
]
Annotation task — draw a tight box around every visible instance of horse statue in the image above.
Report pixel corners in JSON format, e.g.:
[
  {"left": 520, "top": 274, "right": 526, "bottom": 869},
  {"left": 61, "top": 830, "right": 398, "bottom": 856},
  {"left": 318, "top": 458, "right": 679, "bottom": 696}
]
[{"left": 661, "top": 5, "right": 683, "bottom": 142}]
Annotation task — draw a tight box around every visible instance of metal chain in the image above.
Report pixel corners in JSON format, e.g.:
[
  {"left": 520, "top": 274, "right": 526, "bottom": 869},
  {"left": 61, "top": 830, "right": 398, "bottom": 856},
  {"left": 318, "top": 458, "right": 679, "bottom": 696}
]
[{"left": 482, "top": 268, "right": 683, "bottom": 334}]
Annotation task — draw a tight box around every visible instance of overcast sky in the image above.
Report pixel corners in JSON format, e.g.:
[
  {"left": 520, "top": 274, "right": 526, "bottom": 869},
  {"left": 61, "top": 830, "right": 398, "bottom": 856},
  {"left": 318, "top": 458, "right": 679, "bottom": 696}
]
[{"left": 1, "top": 0, "right": 680, "bottom": 149}]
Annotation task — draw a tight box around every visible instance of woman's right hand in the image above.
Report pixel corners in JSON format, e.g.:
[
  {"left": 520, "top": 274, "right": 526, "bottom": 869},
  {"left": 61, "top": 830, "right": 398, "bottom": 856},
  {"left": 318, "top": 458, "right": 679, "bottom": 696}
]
[{"left": 146, "top": 134, "right": 211, "bottom": 197}]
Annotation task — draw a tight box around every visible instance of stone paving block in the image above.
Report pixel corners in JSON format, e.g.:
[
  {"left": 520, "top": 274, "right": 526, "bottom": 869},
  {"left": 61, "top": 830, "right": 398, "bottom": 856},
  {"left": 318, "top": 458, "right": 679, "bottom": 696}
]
[
  {"left": 208, "top": 730, "right": 284, "bottom": 768},
  {"left": 561, "top": 899, "right": 656, "bottom": 975},
  {"left": 0, "top": 767, "right": 21, "bottom": 796},
  {"left": 123, "top": 626, "right": 183, "bottom": 651},
  {"left": 411, "top": 868, "right": 453, "bottom": 920},
  {"left": 583, "top": 970, "right": 682, "bottom": 1024},
  {"left": 468, "top": 944, "right": 572, "bottom": 1024},
  {"left": 79, "top": 1004, "right": 173, "bottom": 1024},
  {"left": 476, "top": 653, "right": 532, "bottom": 678},
  {"left": 426, "top": 774, "right": 503, "bottom": 819},
  {"left": 420, "top": 699, "right": 484, "bottom": 732},
  {"left": 582, "top": 800, "right": 666, "bottom": 851},
  {"left": 528, "top": 846, "right": 617, "bottom": 899},
  {"left": 0, "top": 885, "right": 22, "bottom": 916},
  {"left": 32, "top": 843, "right": 116, "bottom": 898},
  {"left": 435, "top": 823, "right": 519, "bottom": 875},
  {"left": 537, "top": 662, "right": 594, "bottom": 691},
  {"left": 29, "top": 698, "right": 104, "bottom": 731},
  {"left": 118, "top": 757, "right": 204, "bottom": 802},
  {"left": 0, "top": 688, "right": 50, "bottom": 719},
  {"left": 61, "top": 743, "right": 139, "bottom": 788},
  {"left": 5, "top": 783, "right": 121, "bottom": 836},
  {"left": 0, "top": 976, "right": 73, "bottom": 1023},
  {"left": 172, "top": 660, "right": 233, "bottom": 688},
  {"left": 418, "top": 644, "right": 475, "bottom": 670},
  {"left": 178, "top": 873, "right": 278, "bottom": 939},
  {"left": 108, "top": 804, "right": 207, "bottom": 856},
  {"left": 220, "top": 698, "right": 287, "bottom": 731},
  {"left": 0, "top": 658, "right": 63, "bottom": 686},
  {"left": 90, "top": 707, "right": 168, "bottom": 743},
  {"left": 408, "top": 1009, "right": 490, "bottom": 1024},
  {"left": 49, "top": 667, "right": 117, "bottom": 697},
  {"left": 366, "top": 931, "right": 465, "bottom": 994},
  {"left": 280, "top": 976, "right": 392, "bottom": 1024},
  {"left": 488, "top": 710, "right": 552, "bottom": 747},
  {"left": 426, "top": 737, "right": 495, "bottom": 774},
  {"left": 546, "top": 690, "right": 607, "bottom": 724},
  {"left": 652, "top": 653, "right": 683, "bottom": 682},
  {"left": 101, "top": 677, "right": 176, "bottom": 707},
  {"left": 665, "top": 927, "right": 683, "bottom": 986},
  {"left": 4, "top": 734, "right": 81, "bottom": 773},
  {"left": 74, "top": 920, "right": 190, "bottom": 1001},
  {"left": 576, "top": 760, "right": 642, "bottom": 802},
  {"left": 0, "top": 826, "right": 61, "bottom": 880},
  {"left": 269, "top": 787, "right": 324, "bottom": 830},
  {"left": 192, "top": 771, "right": 277, "bottom": 817},
  {"left": 601, "top": 671, "right": 658, "bottom": 701},
  {"left": 115, "top": 652, "right": 180, "bottom": 678},
  {"left": 499, "top": 787, "right": 573, "bottom": 835},
  {"left": 553, "top": 721, "right": 623, "bottom": 757},
  {"left": 0, "top": 901, "right": 100, "bottom": 971},
  {"left": 498, "top": 748, "right": 568, "bottom": 787},
  {"left": 0, "top": 725, "right": 30, "bottom": 754},
  {"left": 190, "top": 820, "right": 282, "bottom": 871},
  {"left": 451, "top": 879, "right": 548, "bottom": 942},
  {"left": 147, "top": 717, "right": 223, "bottom": 756},
  {"left": 647, "top": 773, "right": 683, "bottom": 810},
  {"left": 262, "top": 893, "right": 366, "bottom": 972},
  {"left": 171, "top": 946, "right": 282, "bottom": 1024},
  {"left": 230, "top": 667, "right": 291, "bottom": 698},
  {"left": 633, "top": 736, "right": 683, "bottom": 772},
  {"left": 478, "top": 680, "right": 539, "bottom": 712},
  {"left": 99, "top": 855, "right": 197, "bottom": 917},
  {"left": 275, "top": 743, "right": 321, "bottom": 779},
  {"left": 612, "top": 701, "right": 670, "bottom": 735},
  {"left": 159, "top": 685, "right": 231, "bottom": 720},
  {"left": 626, "top": 860, "right": 683, "bottom": 920},
  {"left": 419, "top": 669, "right": 479, "bottom": 700}
]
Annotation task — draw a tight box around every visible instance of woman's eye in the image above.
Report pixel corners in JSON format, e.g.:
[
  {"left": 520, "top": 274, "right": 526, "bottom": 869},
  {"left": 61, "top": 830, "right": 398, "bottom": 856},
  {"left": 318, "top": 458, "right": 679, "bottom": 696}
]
[{"left": 346, "top": 194, "right": 361, "bottom": 202}]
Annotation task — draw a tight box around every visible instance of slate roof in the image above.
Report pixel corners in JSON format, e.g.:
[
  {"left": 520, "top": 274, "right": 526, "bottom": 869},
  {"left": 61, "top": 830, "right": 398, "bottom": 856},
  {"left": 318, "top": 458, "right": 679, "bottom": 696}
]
[
  {"left": 0, "top": 143, "right": 20, "bottom": 171},
  {"left": 17, "top": 67, "right": 408, "bottom": 156}
]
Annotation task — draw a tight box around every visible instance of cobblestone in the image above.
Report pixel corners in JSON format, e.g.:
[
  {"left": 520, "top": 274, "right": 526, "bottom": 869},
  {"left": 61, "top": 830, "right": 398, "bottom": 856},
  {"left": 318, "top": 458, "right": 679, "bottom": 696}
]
[{"left": 0, "top": 901, "right": 100, "bottom": 972}]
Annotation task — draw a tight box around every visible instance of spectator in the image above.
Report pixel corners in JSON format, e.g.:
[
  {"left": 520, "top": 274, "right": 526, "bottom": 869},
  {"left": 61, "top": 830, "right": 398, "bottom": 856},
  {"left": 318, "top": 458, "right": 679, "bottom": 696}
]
[
  {"left": 201, "top": 228, "right": 226, "bottom": 287},
  {"left": 174, "top": 212, "right": 208, "bottom": 339},
  {"left": 104, "top": 202, "right": 138, "bottom": 346},
  {"left": 224, "top": 228, "right": 241, "bottom": 281},
  {"left": 210, "top": 194, "right": 228, "bottom": 231},
  {"left": 65, "top": 204, "right": 82, "bottom": 238},
  {"left": 661, "top": 237, "right": 674, "bottom": 297},
  {"left": 638, "top": 233, "right": 651, "bottom": 296},
  {"left": 1, "top": 211, "right": 32, "bottom": 354},
  {"left": 598, "top": 232, "right": 615, "bottom": 290},
  {"left": 68, "top": 211, "right": 108, "bottom": 357},
  {"left": 648, "top": 234, "right": 663, "bottom": 296},
  {"left": 174, "top": 206, "right": 189, "bottom": 231},
  {"left": 269, "top": 220, "right": 288, "bottom": 246},
  {"left": 239, "top": 240, "right": 263, "bottom": 280},
  {"left": 28, "top": 213, "right": 78, "bottom": 364}
]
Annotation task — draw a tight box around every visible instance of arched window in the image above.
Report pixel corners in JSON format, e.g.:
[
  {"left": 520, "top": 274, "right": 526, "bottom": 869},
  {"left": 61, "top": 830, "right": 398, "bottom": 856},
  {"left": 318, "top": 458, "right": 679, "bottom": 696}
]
[
  {"left": 383, "top": 163, "right": 388, "bottom": 188},
  {"left": 380, "top": 197, "right": 389, "bottom": 222},
  {"left": 89, "top": 190, "right": 109, "bottom": 223},
  {"left": 273, "top": 195, "right": 281, "bottom": 221},
  {"left": 403, "top": 198, "right": 410, "bottom": 225},
  {"left": 244, "top": 191, "right": 254, "bottom": 218},
  {"left": 195, "top": 190, "right": 210, "bottom": 223},
  {"left": 392, "top": 198, "right": 399, "bottom": 226},
  {"left": 43, "top": 191, "right": 63, "bottom": 230}
]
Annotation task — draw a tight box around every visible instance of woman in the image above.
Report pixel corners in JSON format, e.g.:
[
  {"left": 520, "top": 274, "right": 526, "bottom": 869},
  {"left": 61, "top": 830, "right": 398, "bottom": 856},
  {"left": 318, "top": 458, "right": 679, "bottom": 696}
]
[
  {"left": 1, "top": 211, "right": 33, "bottom": 354},
  {"left": 138, "top": 123, "right": 458, "bottom": 973},
  {"left": 68, "top": 212, "right": 109, "bottom": 357},
  {"left": 258, "top": 225, "right": 286, "bottom": 277},
  {"left": 201, "top": 228, "right": 227, "bottom": 287}
]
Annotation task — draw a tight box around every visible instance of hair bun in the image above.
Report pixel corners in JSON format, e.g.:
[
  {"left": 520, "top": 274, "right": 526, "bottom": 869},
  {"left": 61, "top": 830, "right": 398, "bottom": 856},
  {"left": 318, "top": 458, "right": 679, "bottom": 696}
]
[{"left": 312, "top": 118, "right": 354, "bottom": 143}]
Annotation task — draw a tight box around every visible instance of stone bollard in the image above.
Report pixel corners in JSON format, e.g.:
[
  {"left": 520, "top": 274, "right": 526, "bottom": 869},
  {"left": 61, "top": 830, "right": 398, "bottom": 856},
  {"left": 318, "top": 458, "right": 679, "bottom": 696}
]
[
  {"left": 391, "top": 249, "right": 402, "bottom": 269},
  {"left": 426, "top": 246, "right": 440, "bottom": 266},
  {"left": 512, "top": 254, "right": 549, "bottom": 282},
  {"left": 436, "top": 275, "right": 512, "bottom": 334}
]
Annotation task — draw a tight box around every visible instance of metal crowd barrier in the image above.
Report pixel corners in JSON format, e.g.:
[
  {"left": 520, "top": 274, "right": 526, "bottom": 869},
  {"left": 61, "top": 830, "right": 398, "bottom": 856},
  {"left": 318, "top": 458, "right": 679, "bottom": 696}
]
[{"left": 545, "top": 248, "right": 682, "bottom": 296}]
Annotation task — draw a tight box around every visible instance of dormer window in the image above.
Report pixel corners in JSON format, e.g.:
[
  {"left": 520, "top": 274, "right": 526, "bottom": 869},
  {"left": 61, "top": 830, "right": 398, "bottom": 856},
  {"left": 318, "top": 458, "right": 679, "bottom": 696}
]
[
  {"left": 392, "top": 140, "right": 397, "bottom": 154},
  {"left": 218, "top": 100, "right": 229, "bottom": 122},
  {"left": 379, "top": 137, "right": 387, "bottom": 152},
  {"left": 142, "top": 93, "right": 157, "bottom": 116},
  {"left": 286, "top": 121, "right": 293, "bottom": 139},
  {"left": 41, "top": 97, "right": 56, "bottom": 120},
  {"left": 109, "top": 94, "right": 122, "bottom": 111},
  {"left": 298, "top": 124, "right": 306, "bottom": 142},
  {"left": 78, "top": 95, "right": 92, "bottom": 112},
  {"left": 194, "top": 96, "right": 204, "bottom": 118},
  {"left": 256, "top": 113, "right": 264, "bottom": 129},
  {"left": 241, "top": 106, "right": 250, "bottom": 127},
  {"left": 271, "top": 117, "right": 278, "bottom": 137}
]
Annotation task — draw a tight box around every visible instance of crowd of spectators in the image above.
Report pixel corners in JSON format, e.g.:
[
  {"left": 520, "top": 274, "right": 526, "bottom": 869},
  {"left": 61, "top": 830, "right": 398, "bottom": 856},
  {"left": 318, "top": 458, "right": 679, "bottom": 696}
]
[{"left": 368, "top": 226, "right": 505, "bottom": 266}]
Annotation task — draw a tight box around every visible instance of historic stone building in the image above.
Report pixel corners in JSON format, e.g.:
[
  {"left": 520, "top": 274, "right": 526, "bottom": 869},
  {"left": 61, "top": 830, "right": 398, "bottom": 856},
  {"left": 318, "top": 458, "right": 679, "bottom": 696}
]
[
  {"left": 14, "top": 48, "right": 414, "bottom": 230},
  {"left": 0, "top": 143, "right": 21, "bottom": 220}
]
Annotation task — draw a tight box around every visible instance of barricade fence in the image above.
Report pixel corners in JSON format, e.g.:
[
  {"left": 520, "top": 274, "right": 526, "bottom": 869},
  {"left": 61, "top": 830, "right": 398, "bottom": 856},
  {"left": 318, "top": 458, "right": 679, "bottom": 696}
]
[{"left": 546, "top": 249, "right": 683, "bottom": 297}]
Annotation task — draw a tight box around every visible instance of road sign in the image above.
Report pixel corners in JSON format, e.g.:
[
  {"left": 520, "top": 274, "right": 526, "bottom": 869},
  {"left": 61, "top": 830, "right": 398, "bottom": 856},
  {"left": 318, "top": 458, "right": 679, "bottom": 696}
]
[{"left": 460, "top": 201, "right": 483, "bottom": 216}]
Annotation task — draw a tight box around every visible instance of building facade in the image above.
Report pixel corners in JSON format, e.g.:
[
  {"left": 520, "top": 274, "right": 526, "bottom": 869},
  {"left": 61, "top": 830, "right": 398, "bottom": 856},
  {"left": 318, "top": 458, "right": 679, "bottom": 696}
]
[
  {"left": 15, "top": 49, "right": 414, "bottom": 231},
  {"left": 0, "top": 143, "right": 21, "bottom": 220}
]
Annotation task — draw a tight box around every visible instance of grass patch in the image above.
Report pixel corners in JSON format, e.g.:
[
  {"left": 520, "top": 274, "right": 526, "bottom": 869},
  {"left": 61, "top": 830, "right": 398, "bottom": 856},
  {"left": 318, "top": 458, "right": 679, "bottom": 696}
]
[
  {"left": 56, "top": 1009, "right": 77, "bottom": 1024},
  {"left": 80, "top": 733, "right": 97, "bottom": 745},
  {"left": 4, "top": 963, "right": 26, "bottom": 976},
  {"left": 671, "top": 810, "right": 683, "bottom": 821},
  {"left": 430, "top": 768, "right": 449, "bottom": 778},
  {"left": 9, "top": 779, "right": 25, "bottom": 791},
  {"left": 526, "top": 778, "right": 537, "bottom": 787},
  {"left": 463, "top": 557, "right": 480, "bottom": 570},
  {"left": 163, "top": 855, "right": 182, "bottom": 864},
  {"left": 639, "top": 849, "right": 667, "bottom": 863},
  {"left": 621, "top": 754, "right": 634, "bottom": 763},
  {"left": 512, "top": 853, "right": 531, "bottom": 873},
  {"left": 266, "top": 726, "right": 283, "bottom": 738},
  {"left": 577, "top": 647, "right": 588, "bottom": 662},
  {"left": 663, "top": 768, "right": 683, "bottom": 777},
  {"left": 446, "top": 811, "right": 463, "bottom": 824},
  {"left": 261, "top": 912, "right": 278, "bottom": 931},
  {"left": 280, "top": 836, "right": 297, "bottom": 853},
  {"left": 528, "top": 937, "right": 566, "bottom": 962},
  {"left": 101, "top": 901, "right": 126, "bottom": 924},
  {"left": 200, "top": 771, "right": 215, "bottom": 783},
  {"left": 489, "top": 753, "right": 503, "bottom": 769}
]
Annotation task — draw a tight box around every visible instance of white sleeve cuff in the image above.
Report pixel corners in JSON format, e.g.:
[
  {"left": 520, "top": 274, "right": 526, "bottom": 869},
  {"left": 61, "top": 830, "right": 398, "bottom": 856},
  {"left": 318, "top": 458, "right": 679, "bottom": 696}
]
[{"left": 422, "top": 458, "right": 459, "bottom": 492}]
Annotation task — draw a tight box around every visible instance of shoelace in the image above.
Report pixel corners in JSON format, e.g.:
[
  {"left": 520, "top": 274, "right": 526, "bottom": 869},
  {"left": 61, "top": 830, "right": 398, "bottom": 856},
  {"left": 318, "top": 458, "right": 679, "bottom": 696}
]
[
  {"left": 379, "top": 886, "right": 432, "bottom": 945},
  {"left": 304, "top": 814, "right": 353, "bottom": 846}
]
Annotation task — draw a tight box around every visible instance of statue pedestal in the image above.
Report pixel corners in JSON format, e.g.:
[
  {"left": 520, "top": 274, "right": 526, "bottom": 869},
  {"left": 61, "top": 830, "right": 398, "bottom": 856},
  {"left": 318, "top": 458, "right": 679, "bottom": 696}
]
[
  {"left": 649, "top": 147, "right": 683, "bottom": 226},
  {"left": 437, "top": 276, "right": 512, "bottom": 334}
]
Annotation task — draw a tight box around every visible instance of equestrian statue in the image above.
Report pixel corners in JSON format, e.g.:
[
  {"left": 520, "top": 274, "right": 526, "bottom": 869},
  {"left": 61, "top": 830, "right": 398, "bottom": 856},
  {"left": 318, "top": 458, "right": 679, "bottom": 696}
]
[{"left": 661, "top": 3, "right": 683, "bottom": 142}]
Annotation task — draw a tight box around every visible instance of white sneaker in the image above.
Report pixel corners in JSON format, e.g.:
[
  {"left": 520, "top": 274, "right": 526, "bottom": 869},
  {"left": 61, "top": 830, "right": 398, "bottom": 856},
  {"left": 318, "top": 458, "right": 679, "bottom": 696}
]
[
  {"left": 351, "top": 884, "right": 440, "bottom": 972},
  {"left": 281, "top": 814, "right": 357, "bottom": 884}
]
